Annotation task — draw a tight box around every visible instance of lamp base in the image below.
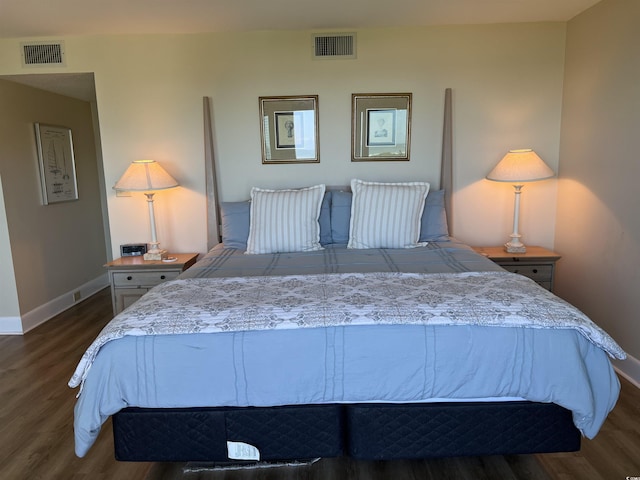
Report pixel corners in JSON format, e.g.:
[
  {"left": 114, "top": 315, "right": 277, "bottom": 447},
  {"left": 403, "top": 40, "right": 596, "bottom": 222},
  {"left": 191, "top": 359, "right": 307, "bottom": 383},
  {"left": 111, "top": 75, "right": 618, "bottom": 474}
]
[
  {"left": 144, "top": 249, "right": 168, "bottom": 261},
  {"left": 503, "top": 230, "right": 526, "bottom": 253},
  {"left": 504, "top": 242, "right": 526, "bottom": 254}
]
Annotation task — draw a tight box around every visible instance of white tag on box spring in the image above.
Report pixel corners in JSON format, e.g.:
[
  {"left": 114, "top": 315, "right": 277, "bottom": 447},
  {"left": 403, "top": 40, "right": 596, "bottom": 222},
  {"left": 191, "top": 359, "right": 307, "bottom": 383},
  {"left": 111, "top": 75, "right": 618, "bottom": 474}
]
[{"left": 227, "top": 441, "right": 260, "bottom": 461}]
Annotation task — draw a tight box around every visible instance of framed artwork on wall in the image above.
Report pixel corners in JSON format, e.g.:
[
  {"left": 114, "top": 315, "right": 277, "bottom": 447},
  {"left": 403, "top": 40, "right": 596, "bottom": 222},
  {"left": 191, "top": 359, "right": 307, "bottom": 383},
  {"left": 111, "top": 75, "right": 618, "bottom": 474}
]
[
  {"left": 259, "top": 95, "right": 319, "bottom": 164},
  {"left": 352, "top": 93, "right": 412, "bottom": 161},
  {"left": 34, "top": 123, "right": 78, "bottom": 204}
]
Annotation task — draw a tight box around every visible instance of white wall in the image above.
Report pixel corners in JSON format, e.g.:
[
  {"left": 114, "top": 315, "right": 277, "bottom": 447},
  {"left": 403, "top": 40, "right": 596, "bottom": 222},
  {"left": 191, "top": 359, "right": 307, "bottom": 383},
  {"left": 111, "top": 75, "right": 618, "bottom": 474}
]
[
  {"left": 557, "top": 0, "right": 640, "bottom": 383},
  {"left": 0, "top": 176, "right": 21, "bottom": 332},
  {"left": 0, "top": 22, "right": 566, "bottom": 258}
]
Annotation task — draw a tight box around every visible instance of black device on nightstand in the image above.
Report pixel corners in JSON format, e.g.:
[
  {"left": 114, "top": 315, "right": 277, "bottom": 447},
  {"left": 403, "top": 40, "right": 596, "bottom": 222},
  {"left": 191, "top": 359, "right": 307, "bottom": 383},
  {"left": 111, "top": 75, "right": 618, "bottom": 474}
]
[{"left": 120, "top": 243, "right": 148, "bottom": 257}]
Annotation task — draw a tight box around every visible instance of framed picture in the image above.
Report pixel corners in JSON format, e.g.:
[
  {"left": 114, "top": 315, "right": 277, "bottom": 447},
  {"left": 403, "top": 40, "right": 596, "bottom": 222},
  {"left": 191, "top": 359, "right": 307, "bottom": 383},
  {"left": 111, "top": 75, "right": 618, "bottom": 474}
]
[
  {"left": 352, "top": 93, "right": 412, "bottom": 161},
  {"left": 34, "top": 123, "right": 78, "bottom": 204},
  {"left": 259, "top": 95, "right": 319, "bottom": 164}
]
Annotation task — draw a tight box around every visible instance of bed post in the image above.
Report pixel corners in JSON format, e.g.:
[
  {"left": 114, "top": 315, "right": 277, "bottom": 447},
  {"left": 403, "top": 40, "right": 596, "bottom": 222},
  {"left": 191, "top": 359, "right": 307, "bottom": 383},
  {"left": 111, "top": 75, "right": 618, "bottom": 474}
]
[
  {"left": 204, "top": 96, "right": 221, "bottom": 250},
  {"left": 440, "top": 88, "right": 453, "bottom": 235}
]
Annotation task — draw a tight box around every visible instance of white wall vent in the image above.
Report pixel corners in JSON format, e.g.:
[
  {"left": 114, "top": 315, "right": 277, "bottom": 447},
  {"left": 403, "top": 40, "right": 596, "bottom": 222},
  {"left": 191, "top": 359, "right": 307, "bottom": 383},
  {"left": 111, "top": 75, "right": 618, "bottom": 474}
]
[
  {"left": 312, "top": 33, "right": 356, "bottom": 60},
  {"left": 21, "top": 42, "right": 66, "bottom": 67}
]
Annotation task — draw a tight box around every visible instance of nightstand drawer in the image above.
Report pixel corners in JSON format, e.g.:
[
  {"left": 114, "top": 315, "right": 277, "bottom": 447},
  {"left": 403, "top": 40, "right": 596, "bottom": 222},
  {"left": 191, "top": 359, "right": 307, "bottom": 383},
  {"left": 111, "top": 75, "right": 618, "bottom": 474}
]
[
  {"left": 472, "top": 247, "right": 559, "bottom": 292},
  {"left": 499, "top": 264, "right": 553, "bottom": 282},
  {"left": 112, "top": 270, "right": 180, "bottom": 288},
  {"left": 105, "top": 253, "right": 199, "bottom": 316}
]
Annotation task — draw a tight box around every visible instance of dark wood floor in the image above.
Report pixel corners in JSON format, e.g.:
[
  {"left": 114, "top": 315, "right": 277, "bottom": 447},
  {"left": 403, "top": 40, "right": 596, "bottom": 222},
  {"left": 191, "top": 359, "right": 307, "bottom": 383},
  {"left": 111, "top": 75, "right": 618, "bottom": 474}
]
[{"left": 0, "top": 287, "right": 638, "bottom": 479}]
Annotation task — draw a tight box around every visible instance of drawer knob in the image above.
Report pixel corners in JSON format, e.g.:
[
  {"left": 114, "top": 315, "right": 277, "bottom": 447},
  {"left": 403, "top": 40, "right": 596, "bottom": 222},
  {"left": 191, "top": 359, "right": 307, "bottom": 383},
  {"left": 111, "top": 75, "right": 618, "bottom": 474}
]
[
  {"left": 160, "top": 275, "right": 166, "bottom": 280},
  {"left": 532, "top": 269, "right": 538, "bottom": 274},
  {"left": 513, "top": 269, "right": 519, "bottom": 274},
  {"left": 127, "top": 276, "right": 132, "bottom": 281}
]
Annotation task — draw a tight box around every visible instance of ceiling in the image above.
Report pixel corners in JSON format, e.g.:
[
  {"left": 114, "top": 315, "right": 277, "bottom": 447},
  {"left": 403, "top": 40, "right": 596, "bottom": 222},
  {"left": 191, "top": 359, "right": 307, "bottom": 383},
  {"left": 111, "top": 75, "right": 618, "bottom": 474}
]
[
  {"left": 1, "top": 73, "right": 97, "bottom": 102},
  {"left": 0, "top": 0, "right": 600, "bottom": 102},
  {"left": 0, "top": 0, "right": 600, "bottom": 38}
]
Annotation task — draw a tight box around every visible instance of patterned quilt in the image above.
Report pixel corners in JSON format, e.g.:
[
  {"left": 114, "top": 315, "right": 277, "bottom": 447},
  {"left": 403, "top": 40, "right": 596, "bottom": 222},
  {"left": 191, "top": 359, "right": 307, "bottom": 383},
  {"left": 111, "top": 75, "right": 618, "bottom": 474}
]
[{"left": 69, "top": 270, "right": 625, "bottom": 389}]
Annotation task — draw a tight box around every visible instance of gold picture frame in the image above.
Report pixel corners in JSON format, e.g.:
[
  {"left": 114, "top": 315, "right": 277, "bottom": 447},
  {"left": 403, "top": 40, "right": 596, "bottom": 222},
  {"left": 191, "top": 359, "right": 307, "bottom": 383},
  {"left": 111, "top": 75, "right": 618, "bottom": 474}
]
[
  {"left": 259, "top": 95, "right": 320, "bottom": 164},
  {"left": 351, "top": 93, "right": 412, "bottom": 162}
]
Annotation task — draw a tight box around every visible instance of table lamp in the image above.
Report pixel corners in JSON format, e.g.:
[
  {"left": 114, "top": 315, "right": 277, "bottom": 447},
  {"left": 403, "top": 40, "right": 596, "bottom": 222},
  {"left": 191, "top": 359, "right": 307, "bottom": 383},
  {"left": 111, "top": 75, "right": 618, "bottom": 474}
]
[
  {"left": 113, "top": 159, "right": 179, "bottom": 260},
  {"left": 486, "top": 149, "right": 554, "bottom": 253}
]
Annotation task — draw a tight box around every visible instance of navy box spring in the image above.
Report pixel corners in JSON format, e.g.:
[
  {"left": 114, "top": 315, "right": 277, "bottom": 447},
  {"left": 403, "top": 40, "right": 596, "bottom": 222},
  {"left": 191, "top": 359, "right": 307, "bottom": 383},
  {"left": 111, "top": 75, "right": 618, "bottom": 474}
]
[
  {"left": 346, "top": 401, "right": 581, "bottom": 460},
  {"left": 113, "top": 404, "right": 344, "bottom": 462},
  {"left": 113, "top": 401, "right": 580, "bottom": 462}
]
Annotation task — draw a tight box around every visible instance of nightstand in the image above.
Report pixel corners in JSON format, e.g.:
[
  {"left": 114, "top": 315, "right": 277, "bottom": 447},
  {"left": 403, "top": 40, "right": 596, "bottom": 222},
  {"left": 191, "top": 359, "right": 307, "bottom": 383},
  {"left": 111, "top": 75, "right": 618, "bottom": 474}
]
[
  {"left": 472, "top": 246, "right": 561, "bottom": 292},
  {"left": 105, "top": 253, "right": 199, "bottom": 315}
]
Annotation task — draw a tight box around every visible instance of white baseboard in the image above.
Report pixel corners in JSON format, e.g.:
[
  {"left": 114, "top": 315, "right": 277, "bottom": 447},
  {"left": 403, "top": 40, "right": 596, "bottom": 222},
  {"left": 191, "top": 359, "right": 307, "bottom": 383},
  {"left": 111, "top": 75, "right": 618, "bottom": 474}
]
[
  {"left": 0, "top": 273, "right": 109, "bottom": 335},
  {"left": 614, "top": 354, "right": 640, "bottom": 389}
]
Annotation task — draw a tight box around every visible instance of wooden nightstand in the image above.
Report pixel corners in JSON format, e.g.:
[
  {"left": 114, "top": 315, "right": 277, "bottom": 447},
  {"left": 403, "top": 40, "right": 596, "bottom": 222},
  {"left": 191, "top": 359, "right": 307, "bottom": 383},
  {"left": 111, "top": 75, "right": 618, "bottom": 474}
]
[
  {"left": 472, "top": 246, "right": 561, "bottom": 292},
  {"left": 105, "top": 253, "right": 199, "bottom": 315}
]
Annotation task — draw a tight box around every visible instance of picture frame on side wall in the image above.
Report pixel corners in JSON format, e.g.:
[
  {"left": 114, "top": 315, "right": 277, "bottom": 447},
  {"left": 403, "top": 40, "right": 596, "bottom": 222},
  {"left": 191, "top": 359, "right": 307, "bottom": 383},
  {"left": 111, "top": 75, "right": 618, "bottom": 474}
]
[
  {"left": 352, "top": 93, "right": 412, "bottom": 161},
  {"left": 34, "top": 123, "right": 79, "bottom": 204},
  {"left": 259, "top": 95, "right": 319, "bottom": 164}
]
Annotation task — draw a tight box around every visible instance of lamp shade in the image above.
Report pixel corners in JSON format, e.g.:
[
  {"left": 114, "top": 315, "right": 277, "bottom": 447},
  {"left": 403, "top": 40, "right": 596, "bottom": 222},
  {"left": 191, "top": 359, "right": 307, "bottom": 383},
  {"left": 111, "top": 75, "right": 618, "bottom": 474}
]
[
  {"left": 486, "top": 149, "right": 554, "bottom": 183},
  {"left": 113, "top": 159, "right": 179, "bottom": 192}
]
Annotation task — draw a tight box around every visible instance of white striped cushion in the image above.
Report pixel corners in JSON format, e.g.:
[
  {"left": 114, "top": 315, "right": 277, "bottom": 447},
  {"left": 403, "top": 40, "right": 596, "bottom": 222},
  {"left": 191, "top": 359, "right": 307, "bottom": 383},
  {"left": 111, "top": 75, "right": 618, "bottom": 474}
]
[
  {"left": 246, "top": 184, "right": 326, "bottom": 254},
  {"left": 347, "top": 179, "right": 430, "bottom": 249}
]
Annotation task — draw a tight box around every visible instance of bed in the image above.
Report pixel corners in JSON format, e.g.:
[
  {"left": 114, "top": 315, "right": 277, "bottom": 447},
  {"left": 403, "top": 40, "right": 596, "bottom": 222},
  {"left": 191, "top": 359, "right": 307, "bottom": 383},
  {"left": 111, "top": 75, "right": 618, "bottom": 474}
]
[{"left": 69, "top": 90, "right": 625, "bottom": 463}]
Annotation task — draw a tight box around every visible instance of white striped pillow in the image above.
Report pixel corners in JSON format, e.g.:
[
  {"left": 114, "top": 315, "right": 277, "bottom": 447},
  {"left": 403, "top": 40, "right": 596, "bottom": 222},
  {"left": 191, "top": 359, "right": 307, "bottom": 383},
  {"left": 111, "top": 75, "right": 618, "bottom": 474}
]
[
  {"left": 347, "top": 179, "right": 430, "bottom": 249},
  {"left": 246, "top": 184, "right": 326, "bottom": 254}
]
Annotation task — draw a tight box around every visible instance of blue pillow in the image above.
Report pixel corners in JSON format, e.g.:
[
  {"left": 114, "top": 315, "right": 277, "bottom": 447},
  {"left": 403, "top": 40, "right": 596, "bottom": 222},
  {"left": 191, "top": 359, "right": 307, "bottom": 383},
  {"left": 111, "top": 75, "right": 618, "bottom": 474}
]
[
  {"left": 220, "top": 191, "right": 333, "bottom": 250},
  {"left": 330, "top": 190, "right": 352, "bottom": 245},
  {"left": 220, "top": 201, "right": 251, "bottom": 250},
  {"left": 419, "top": 189, "right": 450, "bottom": 242},
  {"left": 329, "top": 189, "right": 449, "bottom": 245},
  {"left": 318, "top": 191, "right": 332, "bottom": 245}
]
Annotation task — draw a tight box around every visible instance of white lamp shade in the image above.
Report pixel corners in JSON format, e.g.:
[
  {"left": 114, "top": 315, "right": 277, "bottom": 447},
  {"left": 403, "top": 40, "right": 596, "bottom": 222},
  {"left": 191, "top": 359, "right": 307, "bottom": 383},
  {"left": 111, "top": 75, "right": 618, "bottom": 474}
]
[
  {"left": 486, "top": 149, "right": 554, "bottom": 183},
  {"left": 113, "top": 159, "right": 179, "bottom": 192}
]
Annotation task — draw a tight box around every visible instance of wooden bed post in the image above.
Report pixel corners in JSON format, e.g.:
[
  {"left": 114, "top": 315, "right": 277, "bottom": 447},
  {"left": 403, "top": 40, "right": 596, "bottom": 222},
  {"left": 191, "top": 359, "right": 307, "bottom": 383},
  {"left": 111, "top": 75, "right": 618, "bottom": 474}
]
[
  {"left": 204, "top": 96, "right": 221, "bottom": 250},
  {"left": 440, "top": 88, "right": 453, "bottom": 235}
]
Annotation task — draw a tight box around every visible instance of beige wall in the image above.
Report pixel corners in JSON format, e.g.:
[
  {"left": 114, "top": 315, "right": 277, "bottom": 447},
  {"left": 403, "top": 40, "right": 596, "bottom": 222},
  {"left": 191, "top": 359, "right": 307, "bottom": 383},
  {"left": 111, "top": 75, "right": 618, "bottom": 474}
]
[
  {"left": 557, "top": 0, "right": 640, "bottom": 379},
  {"left": 0, "top": 22, "right": 566, "bottom": 259},
  {"left": 0, "top": 79, "right": 107, "bottom": 330}
]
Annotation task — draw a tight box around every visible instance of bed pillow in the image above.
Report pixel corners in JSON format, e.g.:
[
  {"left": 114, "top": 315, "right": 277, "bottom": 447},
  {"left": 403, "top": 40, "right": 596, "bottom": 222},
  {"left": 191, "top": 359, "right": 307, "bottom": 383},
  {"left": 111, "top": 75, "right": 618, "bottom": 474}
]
[
  {"left": 220, "top": 192, "right": 332, "bottom": 250},
  {"left": 318, "top": 190, "right": 333, "bottom": 245},
  {"left": 220, "top": 201, "right": 251, "bottom": 250},
  {"left": 246, "top": 184, "right": 326, "bottom": 254},
  {"left": 330, "top": 189, "right": 448, "bottom": 245},
  {"left": 347, "top": 179, "right": 430, "bottom": 249},
  {"left": 330, "top": 190, "right": 353, "bottom": 245},
  {"left": 419, "top": 189, "right": 450, "bottom": 242}
]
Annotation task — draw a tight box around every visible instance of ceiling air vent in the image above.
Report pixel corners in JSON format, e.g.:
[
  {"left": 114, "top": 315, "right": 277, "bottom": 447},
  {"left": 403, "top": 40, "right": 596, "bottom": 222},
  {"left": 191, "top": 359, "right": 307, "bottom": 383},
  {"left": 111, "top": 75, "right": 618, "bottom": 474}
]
[
  {"left": 312, "top": 33, "right": 356, "bottom": 60},
  {"left": 21, "top": 42, "right": 66, "bottom": 67}
]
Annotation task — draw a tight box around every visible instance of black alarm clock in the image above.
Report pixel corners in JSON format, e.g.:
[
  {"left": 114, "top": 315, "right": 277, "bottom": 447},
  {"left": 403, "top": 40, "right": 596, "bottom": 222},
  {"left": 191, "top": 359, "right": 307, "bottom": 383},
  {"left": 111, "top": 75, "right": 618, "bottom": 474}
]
[{"left": 120, "top": 243, "right": 148, "bottom": 257}]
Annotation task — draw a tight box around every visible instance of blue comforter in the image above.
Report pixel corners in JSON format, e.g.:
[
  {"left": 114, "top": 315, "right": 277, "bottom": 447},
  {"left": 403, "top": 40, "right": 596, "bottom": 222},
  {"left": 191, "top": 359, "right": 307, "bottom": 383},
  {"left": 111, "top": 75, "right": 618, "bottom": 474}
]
[{"left": 71, "top": 241, "right": 623, "bottom": 457}]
